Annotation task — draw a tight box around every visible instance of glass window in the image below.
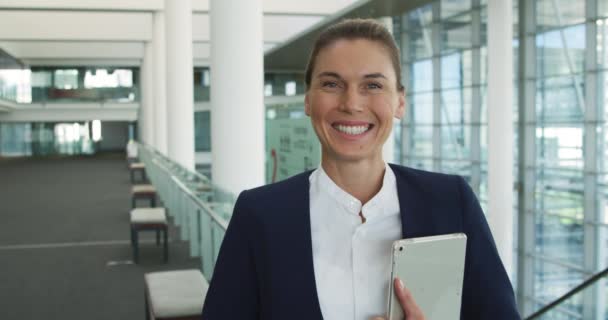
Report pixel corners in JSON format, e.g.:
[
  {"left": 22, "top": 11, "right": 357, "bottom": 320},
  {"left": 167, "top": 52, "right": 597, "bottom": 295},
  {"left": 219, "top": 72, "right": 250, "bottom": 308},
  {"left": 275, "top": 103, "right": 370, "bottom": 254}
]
[
  {"left": 534, "top": 261, "right": 585, "bottom": 311},
  {"left": 536, "top": 25, "right": 586, "bottom": 77},
  {"left": 536, "top": 75, "right": 584, "bottom": 123},
  {"left": 411, "top": 92, "right": 434, "bottom": 124},
  {"left": 84, "top": 69, "right": 133, "bottom": 88},
  {"left": 195, "top": 111, "right": 211, "bottom": 152},
  {"left": 441, "top": 14, "right": 473, "bottom": 52},
  {"left": 441, "top": 50, "right": 473, "bottom": 89},
  {"left": 441, "top": 87, "right": 472, "bottom": 124},
  {"left": 406, "top": 28, "right": 434, "bottom": 61},
  {"left": 410, "top": 125, "right": 434, "bottom": 158},
  {"left": 536, "top": 126, "right": 583, "bottom": 169},
  {"left": 54, "top": 69, "right": 78, "bottom": 89},
  {"left": 410, "top": 59, "right": 433, "bottom": 93},
  {"left": 441, "top": 125, "right": 471, "bottom": 159},
  {"left": 194, "top": 68, "right": 211, "bottom": 102},
  {"left": 536, "top": 0, "right": 585, "bottom": 31},
  {"left": 440, "top": 0, "right": 472, "bottom": 19}
]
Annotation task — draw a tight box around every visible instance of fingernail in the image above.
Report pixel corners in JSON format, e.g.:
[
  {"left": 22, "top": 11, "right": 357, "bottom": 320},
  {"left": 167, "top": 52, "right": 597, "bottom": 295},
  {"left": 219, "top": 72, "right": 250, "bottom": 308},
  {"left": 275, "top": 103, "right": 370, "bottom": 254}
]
[{"left": 397, "top": 278, "right": 404, "bottom": 289}]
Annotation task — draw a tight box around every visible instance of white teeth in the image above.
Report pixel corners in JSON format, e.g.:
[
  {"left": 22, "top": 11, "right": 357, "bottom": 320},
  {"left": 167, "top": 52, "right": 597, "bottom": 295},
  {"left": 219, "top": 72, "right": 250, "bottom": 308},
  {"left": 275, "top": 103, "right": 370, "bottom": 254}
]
[{"left": 335, "top": 124, "right": 370, "bottom": 135}]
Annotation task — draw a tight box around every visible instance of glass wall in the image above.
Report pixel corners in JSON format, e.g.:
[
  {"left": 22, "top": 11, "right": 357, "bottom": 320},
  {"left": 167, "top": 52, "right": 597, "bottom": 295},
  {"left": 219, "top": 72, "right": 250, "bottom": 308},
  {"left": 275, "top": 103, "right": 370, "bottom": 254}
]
[
  {"left": 194, "top": 111, "right": 211, "bottom": 152},
  {"left": 194, "top": 67, "right": 210, "bottom": 102},
  {"left": 396, "top": 0, "right": 488, "bottom": 201},
  {"left": 396, "top": 0, "right": 607, "bottom": 318},
  {"left": 0, "top": 48, "right": 29, "bottom": 103},
  {"left": 29, "top": 67, "right": 139, "bottom": 103},
  {"left": 0, "top": 122, "right": 98, "bottom": 157},
  {"left": 264, "top": 72, "right": 306, "bottom": 97}
]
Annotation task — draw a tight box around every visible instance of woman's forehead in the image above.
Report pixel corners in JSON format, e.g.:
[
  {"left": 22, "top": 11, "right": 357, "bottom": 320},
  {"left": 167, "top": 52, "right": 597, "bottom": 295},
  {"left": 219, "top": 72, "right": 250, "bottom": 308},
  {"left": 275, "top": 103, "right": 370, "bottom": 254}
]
[{"left": 313, "top": 39, "right": 396, "bottom": 79}]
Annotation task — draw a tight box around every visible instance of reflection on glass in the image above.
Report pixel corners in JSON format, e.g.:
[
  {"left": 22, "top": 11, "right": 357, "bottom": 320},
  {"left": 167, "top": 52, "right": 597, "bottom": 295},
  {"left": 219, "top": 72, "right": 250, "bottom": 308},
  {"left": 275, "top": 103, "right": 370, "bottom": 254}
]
[
  {"left": 29, "top": 67, "right": 138, "bottom": 103},
  {"left": 264, "top": 73, "right": 305, "bottom": 97},
  {"left": 536, "top": 25, "right": 586, "bottom": 77},
  {"left": 411, "top": 92, "right": 434, "bottom": 124},
  {"left": 441, "top": 15, "right": 473, "bottom": 52},
  {"left": 536, "top": 0, "right": 585, "bottom": 31},
  {"left": 195, "top": 111, "right": 211, "bottom": 152},
  {"left": 0, "top": 122, "right": 97, "bottom": 156},
  {"left": 410, "top": 125, "right": 433, "bottom": 158},
  {"left": 534, "top": 261, "right": 586, "bottom": 316},
  {"left": 194, "top": 67, "right": 210, "bottom": 101},
  {"left": 441, "top": 125, "right": 470, "bottom": 159},
  {"left": 441, "top": 51, "right": 473, "bottom": 89},
  {"left": 441, "top": 88, "right": 472, "bottom": 124},
  {"left": 536, "top": 127, "right": 583, "bottom": 168},
  {"left": 440, "top": 0, "right": 471, "bottom": 19},
  {"left": 410, "top": 59, "right": 433, "bottom": 92}
]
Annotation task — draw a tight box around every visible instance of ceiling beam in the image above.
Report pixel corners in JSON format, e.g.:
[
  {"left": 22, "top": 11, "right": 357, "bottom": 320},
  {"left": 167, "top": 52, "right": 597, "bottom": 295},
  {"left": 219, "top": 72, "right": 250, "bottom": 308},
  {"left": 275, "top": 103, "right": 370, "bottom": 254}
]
[{"left": 264, "top": 0, "right": 432, "bottom": 71}]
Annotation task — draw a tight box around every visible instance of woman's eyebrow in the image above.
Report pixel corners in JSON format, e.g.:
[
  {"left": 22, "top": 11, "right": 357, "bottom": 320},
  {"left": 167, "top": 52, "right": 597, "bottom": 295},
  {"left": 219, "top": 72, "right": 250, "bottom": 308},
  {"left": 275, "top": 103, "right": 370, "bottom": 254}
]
[
  {"left": 316, "top": 71, "right": 341, "bottom": 79},
  {"left": 363, "top": 73, "right": 387, "bottom": 79}
]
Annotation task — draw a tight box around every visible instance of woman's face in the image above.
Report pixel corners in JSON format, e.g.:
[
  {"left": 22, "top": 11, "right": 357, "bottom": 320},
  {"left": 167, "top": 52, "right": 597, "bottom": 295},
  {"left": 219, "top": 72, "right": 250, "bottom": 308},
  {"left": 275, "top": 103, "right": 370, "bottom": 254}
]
[{"left": 305, "top": 38, "right": 405, "bottom": 163}]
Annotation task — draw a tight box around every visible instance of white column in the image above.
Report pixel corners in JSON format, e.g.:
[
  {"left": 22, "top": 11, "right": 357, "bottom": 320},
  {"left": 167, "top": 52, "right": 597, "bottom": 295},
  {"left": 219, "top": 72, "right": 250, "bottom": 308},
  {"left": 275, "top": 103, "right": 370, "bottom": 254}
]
[
  {"left": 141, "top": 41, "right": 155, "bottom": 146},
  {"left": 153, "top": 11, "right": 168, "bottom": 155},
  {"left": 487, "top": 0, "right": 514, "bottom": 275},
  {"left": 377, "top": 16, "right": 396, "bottom": 164},
  {"left": 210, "top": 0, "right": 264, "bottom": 195},
  {"left": 165, "top": 2, "right": 195, "bottom": 169}
]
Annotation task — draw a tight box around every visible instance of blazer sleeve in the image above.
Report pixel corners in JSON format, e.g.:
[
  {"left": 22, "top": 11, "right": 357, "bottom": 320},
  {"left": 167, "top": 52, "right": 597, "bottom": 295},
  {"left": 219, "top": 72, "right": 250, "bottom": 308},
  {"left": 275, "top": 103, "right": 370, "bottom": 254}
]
[
  {"left": 456, "top": 176, "right": 521, "bottom": 319},
  {"left": 201, "top": 190, "right": 260, "bottom": 320}
]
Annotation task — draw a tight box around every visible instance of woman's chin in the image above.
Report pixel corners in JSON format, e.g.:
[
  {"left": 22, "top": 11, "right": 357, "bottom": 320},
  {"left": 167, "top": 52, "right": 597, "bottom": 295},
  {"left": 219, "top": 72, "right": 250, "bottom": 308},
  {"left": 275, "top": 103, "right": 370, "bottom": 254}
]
[{"left": 324, "top": 148, "right": 382, "bottom": 164}]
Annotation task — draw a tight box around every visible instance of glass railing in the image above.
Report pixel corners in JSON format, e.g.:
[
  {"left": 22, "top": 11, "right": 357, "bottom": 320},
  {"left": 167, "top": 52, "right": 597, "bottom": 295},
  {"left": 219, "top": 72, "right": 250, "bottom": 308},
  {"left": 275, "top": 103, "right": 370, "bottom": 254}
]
[
  {"left": 30, "top": 86, "right": 139, "bottom": 103},
  {"left": 137, "top": 143, "right": 235, "bottom": 280},
  {"left": 525, "top": 267, "right": 608, "bottom": 320}
]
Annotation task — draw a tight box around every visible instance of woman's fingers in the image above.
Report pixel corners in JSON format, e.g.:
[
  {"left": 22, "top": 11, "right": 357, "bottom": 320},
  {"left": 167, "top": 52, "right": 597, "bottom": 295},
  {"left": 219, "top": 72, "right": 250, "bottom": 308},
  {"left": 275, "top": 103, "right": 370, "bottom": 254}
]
[{"left": 394, "top": 278, "right": 426, "bottom": 320}]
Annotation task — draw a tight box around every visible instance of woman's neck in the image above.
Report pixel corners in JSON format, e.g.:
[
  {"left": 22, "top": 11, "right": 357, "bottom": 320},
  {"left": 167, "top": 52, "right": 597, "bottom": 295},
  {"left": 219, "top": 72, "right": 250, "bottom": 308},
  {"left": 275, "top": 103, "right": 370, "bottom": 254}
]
[{"left": 321, "top": 155, "right": 386, "bottom": 204}]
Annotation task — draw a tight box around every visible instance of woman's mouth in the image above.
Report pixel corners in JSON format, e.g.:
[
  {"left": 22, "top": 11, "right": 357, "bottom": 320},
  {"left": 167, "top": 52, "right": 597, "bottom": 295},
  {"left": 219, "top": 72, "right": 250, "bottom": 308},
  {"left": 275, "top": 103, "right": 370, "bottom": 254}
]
[{"left": 332, "top": 123, "right": 373, "bottom": 136}]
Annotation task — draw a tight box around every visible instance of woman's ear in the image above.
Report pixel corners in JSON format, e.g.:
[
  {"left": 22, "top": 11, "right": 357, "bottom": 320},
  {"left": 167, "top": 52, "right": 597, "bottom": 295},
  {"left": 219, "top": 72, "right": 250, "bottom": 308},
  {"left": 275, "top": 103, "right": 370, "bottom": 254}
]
[
  {"left": 305, "top": 94, "right": 311, "bottom": 116},
  {"left": 394, "top": 89, "right": 406, "bottom": 120}
]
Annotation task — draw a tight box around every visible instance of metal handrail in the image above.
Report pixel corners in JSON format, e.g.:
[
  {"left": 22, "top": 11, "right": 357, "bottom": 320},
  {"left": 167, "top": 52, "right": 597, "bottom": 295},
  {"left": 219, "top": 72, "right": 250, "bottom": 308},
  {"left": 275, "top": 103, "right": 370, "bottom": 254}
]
[
  {"left": 171, "top": 175, "right": 229, "bottom": 230},
  {"left": 525, "top": 266, "right": 608, "bottom": 319},
  {"left": 136, "top": 142, "right": 234, "bottom": 279}
]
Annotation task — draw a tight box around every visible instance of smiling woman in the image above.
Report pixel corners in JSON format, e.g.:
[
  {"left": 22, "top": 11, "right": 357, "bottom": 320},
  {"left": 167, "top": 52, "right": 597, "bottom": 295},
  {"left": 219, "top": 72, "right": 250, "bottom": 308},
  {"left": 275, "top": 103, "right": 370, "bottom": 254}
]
[{"left": 202, "top": 19, "right": 520, "bottom": 320}]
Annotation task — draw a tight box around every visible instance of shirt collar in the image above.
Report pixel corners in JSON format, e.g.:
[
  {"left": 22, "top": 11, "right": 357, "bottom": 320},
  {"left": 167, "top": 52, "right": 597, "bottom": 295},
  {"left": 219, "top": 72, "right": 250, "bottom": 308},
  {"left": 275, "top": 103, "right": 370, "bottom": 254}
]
[{"left": 313, "top": 163, "right": 397, "bottom": 219}]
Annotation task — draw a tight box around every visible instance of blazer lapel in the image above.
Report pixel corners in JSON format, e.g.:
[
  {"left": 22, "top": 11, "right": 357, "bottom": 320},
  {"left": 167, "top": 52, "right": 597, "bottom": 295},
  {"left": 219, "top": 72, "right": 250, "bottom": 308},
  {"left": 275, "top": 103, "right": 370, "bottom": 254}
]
[{"left": 390, "top": 164, "right": 437, "bottom": 239}]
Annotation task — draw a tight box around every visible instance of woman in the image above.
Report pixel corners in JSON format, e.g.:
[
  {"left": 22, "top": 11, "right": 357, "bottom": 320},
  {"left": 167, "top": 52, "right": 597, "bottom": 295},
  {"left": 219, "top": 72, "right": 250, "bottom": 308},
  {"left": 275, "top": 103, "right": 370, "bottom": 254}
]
[{"left": 202, "top": 19, "right": 520, "bottom": 320}]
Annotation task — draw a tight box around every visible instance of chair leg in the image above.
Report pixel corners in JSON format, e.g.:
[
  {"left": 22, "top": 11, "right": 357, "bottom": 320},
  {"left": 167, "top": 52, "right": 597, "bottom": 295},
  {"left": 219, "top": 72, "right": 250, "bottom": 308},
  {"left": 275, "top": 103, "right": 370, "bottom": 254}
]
[
  {"left": 132, "top": 196, "right": 136, "bottom": 209},
  {"left": 144, "top": 292, "right": 151, "bottom": 320},
  {"left": 130, "top": 170, "right": 134, "bottom": 183},
  {"left": 132, "top": 227, "right": 139, "bottom": 264},
  {"left": 163, "top": 227, "right": 168, "bottom": 263}
]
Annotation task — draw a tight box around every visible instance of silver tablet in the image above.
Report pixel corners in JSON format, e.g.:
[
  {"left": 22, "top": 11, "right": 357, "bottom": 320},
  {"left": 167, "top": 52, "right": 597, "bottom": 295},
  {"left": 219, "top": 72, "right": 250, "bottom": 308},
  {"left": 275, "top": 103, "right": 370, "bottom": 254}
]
[{"left": 387, "top": 233, "right": 467, "bottom": 320}]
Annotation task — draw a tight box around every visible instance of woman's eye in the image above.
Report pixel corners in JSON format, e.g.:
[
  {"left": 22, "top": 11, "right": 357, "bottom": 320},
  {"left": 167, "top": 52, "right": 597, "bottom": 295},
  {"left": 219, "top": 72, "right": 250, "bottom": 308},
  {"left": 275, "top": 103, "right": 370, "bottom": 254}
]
[
  {"left": 366, "top": 82, "right": 382, "bottom": 90},
  {"left": 322, "top": 81, "right": 338, "bottom": 88}
]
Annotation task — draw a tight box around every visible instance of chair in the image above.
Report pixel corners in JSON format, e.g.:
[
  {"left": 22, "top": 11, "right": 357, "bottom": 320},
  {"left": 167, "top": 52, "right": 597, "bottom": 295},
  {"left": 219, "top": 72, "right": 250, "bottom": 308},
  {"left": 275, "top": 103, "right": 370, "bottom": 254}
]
[
  {"left": 130, "top": 207, "right": 168, "bottom": 264},
  {"left": 144, "top": 269, "right": 208, "bottom": 320}
]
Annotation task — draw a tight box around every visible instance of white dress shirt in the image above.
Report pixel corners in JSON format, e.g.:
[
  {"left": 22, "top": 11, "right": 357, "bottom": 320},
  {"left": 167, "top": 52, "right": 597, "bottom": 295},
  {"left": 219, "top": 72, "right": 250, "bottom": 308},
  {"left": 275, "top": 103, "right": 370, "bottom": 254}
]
[{"left": 309, "top": 164, "right": 402, "bottom": 320}]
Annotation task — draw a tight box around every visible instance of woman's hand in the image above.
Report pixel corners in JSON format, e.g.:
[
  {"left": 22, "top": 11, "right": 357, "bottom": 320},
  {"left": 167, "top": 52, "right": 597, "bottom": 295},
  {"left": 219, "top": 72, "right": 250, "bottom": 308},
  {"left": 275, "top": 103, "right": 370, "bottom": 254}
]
[{"left": 372, "top": 278, "right": 426, "bottom": 320}]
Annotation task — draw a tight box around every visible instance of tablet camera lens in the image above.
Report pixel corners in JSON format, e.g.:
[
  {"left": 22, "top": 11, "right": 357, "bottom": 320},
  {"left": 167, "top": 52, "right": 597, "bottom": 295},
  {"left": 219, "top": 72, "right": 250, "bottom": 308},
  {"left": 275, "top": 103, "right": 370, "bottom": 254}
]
[{"left": 399, "top": 246, "right": 403, "bottom": 251}]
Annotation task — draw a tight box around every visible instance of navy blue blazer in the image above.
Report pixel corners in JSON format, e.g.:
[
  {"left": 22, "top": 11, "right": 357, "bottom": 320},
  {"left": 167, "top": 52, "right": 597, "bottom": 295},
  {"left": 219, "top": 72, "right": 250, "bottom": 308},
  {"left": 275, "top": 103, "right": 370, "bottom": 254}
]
[{"left": 202, "top": 164, "right": 521, "bottom": 319}]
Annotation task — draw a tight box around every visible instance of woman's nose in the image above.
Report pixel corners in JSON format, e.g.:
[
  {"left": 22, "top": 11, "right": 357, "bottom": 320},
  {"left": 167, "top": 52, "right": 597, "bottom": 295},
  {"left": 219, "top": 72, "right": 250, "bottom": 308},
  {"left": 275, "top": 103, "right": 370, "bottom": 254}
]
[{"left": 339, "top": 88, "right": 363, "bottom": 113}]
